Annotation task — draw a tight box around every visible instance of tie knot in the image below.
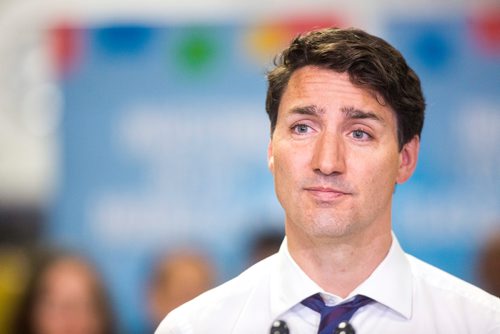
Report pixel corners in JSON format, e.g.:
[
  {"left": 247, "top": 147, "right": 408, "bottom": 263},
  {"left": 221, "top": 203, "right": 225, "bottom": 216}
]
[
  {"left": 301, "top": 293, "right": 372, "bottom": 313},
  {"left": 301, "top": 294, "right": 374, "bottom": 334}
]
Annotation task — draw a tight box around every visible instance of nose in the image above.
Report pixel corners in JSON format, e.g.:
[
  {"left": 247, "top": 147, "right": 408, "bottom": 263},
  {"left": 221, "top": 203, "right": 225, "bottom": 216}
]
[{"left": 311, "top": 131, "right": 346, "bottom": 176}]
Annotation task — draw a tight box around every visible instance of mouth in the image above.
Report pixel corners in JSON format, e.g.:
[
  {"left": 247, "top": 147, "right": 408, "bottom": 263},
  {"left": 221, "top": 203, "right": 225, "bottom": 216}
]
[{"left": 303, "top": 186, "right": 351, "bottom": 201}]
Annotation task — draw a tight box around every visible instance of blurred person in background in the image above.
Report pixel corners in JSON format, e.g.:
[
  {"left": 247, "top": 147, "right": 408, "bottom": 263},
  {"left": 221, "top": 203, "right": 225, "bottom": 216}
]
[
  {"left": 0, "top": 206, "right": 44, "bottom": 334},
  {"left": 11, "top": 248, "right": 117, "bottom": 334},
  {"left": 478, "top": 227, "right": 500, "bottom": 298},
  {"left": 248, "top": 229, "right": 284, "bottom": 266},
  {"left": 146, "top": 249, "right": 215, "bottom": 331},
  {"left": 0, "top": 248, "right": 29, "bottom": 334}
]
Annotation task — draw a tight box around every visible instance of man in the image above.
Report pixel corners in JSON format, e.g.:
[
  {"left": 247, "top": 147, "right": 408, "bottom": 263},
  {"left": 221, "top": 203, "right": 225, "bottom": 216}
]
[{"left": 156, "top": 27, "right": 500, "bottom": 333}]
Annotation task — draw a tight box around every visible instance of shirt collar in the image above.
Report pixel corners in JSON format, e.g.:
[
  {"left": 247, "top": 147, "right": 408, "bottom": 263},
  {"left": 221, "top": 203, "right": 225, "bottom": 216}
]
[
  {"left": 269, "top": 234, "right": 413, "bottom": 321},
  {"left": 351, "top": 234, "right": 413, "bottom": 319},
  {"left": 270, "top": 237, "right": 320, "bottom": 319}
]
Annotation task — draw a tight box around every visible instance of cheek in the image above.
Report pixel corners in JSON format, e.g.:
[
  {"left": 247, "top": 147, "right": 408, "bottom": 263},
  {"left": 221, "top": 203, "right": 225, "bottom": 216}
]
[
  {"left": 273, "top": 155, "right": 292, "bottom": 194},
  {"left": 273, "top": 147, "right": 305, "bottom": 185},
  {"left": 353, "top": 153, "right": 400, "bottom": 192},
  {"left": 272, "top": 149, "right": 303, "bottom": 204}
]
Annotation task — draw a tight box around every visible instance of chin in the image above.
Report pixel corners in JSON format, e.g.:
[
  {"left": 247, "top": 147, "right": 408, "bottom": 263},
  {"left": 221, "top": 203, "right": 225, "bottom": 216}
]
[{"left": 305, "top": 214, "right": 356, "bottom": 238}]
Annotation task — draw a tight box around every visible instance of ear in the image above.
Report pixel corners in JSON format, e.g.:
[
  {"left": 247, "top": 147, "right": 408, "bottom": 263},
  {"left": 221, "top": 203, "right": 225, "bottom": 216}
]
[
  {"left": 267, "top": 140, "right": 275, "bottom": 174},
  {"left": 396, "top": 136, "right": 420, "bottom": 184}
]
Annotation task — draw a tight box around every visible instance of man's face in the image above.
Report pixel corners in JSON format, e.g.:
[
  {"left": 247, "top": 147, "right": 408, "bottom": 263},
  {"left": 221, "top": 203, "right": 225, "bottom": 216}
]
[{"left": 268, "top": 66, "right": 418, "bottom": 242}]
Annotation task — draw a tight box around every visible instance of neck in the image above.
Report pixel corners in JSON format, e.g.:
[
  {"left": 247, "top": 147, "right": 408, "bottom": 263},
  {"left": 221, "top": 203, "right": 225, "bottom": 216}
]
[{"left": 286, "top": 226, "right": 392, "bottom": 298}]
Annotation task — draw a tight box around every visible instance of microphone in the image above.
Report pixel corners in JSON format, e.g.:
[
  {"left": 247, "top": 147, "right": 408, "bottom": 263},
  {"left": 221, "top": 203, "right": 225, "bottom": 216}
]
[
  {"left": 334, "top": 321, "right": 355, "bottom": 334},
  {"left": 270, "top": 320, "right": 289, "bottom": 334}
]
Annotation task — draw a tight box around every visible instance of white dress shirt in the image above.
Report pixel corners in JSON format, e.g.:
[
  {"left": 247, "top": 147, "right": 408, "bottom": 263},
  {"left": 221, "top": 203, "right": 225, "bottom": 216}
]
[{"left": 156, "top": 235, "right": 500, "bottom": 334}]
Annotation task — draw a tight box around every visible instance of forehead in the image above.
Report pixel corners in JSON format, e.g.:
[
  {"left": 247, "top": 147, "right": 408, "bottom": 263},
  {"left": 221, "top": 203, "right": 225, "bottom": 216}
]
[
  {"left": 279, "top": 66, "right": 394, "bottom": 120},
  {"left": 42, "top": 259, "right": 96, "bottom": 289}
]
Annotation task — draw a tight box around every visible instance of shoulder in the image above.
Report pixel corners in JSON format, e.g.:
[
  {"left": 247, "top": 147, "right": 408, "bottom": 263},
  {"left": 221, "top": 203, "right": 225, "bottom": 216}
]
[
  {"left": 155, "top": 254, "right": 277, "bottom": 334},
  {"left": 406, "top": 254, "right": 500, "bottom": 316}
]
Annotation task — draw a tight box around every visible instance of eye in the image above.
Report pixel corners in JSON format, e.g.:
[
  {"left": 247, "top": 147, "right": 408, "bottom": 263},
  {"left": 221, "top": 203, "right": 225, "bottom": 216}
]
[
  {"left": 292, "top": 123, "right": 312, "bottom": 134},
  {"left": 351, "top": 129, "right": 371, "bottom": 140}
]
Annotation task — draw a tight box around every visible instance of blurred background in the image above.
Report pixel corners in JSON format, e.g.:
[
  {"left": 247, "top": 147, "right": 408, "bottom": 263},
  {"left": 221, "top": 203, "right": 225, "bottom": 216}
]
[{"left": 0, "top": 0, "right": 499, "bottom": 333}]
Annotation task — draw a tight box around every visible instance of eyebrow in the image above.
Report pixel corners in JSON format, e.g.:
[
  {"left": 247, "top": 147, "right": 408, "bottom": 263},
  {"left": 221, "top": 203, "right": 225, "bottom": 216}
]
[
  {"left": 289, "top": 105, "right": 325, "bottom": 116},
  {"left": 341, "top": 106, "right": 384, "bottom": 123},
  {"left": 287, "top": 105, "right": 386, "bottom": 124}
]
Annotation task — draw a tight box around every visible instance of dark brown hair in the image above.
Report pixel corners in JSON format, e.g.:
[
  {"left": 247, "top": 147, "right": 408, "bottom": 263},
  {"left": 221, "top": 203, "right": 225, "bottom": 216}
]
[{"left": 266, "top": 27, "right": 425, "bottom": 149}]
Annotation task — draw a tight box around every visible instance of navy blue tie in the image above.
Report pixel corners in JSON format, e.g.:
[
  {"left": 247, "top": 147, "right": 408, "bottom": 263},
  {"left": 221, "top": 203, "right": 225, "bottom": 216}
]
[{"left": 301, "top": 293, "right": 373, "bottom": 334}]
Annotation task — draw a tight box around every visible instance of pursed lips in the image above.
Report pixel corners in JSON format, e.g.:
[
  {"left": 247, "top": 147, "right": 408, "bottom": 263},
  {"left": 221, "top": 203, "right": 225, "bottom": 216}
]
[{"left": 303, "top": 186, "right": 351, "bottom": 201}]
